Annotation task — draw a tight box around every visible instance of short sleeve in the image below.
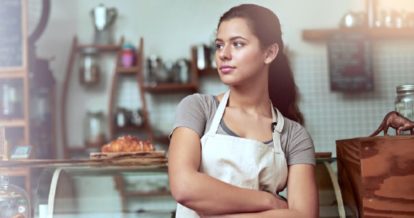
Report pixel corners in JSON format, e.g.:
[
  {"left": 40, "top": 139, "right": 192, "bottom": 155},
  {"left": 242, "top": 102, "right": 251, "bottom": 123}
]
[
  {"left": 170, "top": 94, "right": 208, "bottom": 138},
  {"left": 285, "top": 121, "right": 315, "bottom": 166}
]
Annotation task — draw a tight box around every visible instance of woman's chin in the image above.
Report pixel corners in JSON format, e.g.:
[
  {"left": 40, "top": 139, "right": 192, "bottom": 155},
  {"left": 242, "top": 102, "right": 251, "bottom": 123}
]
[{"left": 219, "top": 78, "right": 241, "bottom": 87}]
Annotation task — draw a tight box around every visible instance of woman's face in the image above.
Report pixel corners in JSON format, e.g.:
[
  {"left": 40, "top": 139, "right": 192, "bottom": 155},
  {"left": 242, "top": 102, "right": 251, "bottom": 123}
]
[{"left": 215, "top": 18, "right": 270, "bottom": 86}]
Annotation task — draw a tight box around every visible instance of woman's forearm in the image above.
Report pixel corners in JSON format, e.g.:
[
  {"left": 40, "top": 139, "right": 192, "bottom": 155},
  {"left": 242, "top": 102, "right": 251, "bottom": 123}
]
[
  {"left": 174, "top": 171, "right": 286, "bottom": 215},
  {"left": 203, "top": 208, "right": 313, "bottom": 218}
]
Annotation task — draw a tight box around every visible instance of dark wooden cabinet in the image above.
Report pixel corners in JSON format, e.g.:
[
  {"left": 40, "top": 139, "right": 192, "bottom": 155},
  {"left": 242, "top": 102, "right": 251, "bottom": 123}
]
[{"left": 336, "top": 136, "right": 414, "bottom": 218}]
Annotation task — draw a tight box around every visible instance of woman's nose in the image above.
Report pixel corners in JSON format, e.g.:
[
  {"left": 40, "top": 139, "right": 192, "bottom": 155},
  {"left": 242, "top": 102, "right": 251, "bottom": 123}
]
[{"left": 218, "top": 45, "right": 231, "bottom": 60}]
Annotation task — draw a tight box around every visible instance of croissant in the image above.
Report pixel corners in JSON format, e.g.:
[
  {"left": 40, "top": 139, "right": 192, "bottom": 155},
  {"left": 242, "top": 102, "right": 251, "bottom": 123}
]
[{"left": 101, "top": 135, "right": 154, "bottom": 152}]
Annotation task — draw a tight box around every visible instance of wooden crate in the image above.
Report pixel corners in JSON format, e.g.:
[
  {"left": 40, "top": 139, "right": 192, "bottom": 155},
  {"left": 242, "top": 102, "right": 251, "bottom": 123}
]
[{"left": 336, "top": 136, "right": 414, "bottom": 218}]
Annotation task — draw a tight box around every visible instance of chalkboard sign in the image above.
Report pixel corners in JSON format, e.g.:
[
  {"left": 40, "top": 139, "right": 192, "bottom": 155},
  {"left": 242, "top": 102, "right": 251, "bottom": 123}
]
[
  {"left": 0, "top": 0, "right": 23, "bottom": 68},
  {"left": 327, "top": 32, "right": 373, "bottom": 92}
]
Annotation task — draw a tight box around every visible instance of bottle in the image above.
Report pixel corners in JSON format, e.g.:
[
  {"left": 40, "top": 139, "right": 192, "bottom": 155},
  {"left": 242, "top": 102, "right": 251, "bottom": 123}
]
[
  {"left": 0, "top": 175, "right": 31, "bottom": 218},
  {"left": 395, "top": 84, "right": 414, "bottom": 121}
]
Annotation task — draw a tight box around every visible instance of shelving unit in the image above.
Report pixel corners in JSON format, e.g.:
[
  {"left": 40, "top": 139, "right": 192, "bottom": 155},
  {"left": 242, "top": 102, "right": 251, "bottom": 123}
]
[
  {"left": 302, "top": 27, "right": 414, "bottom": 41},
  {"left": 62, "top": 37, "right": 161, "bottom": 157},
  {"left": 122, "top": 45, "right": 203, "bottom": 145},
  {"left": 0, "top": 0, "right": 32, "bottom": 196},
  {"left": 61, "top": 36, "right": 123, "bottom": 158},
  {"left": 142, "top": 49, "right": 200, "bottom": 94},
  {"left": 62, "top": 39, "right": 221, "bottom": 157},
  {"left": 108, "top": 37, "right": 153, "bottom": 141}
]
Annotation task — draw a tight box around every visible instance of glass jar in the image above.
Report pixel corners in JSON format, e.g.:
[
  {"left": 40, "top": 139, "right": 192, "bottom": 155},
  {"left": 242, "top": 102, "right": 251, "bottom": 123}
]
[
  {"left": 0, "top": 175, "right": 31, "bottom": 218},
  {"left": 121, "top": 43, "right": 136, "bottom": 68},
  {"left": 84, "top": 111, "right": 106, "bottom": 147},
  {"left": 79, "top": 48, "right": 100, "bottom": 86},
  {"left": 0, "top": 80, "right": 22, "bottom": 119},
  {"left": 395, "top": 84, "right": 414, "bottom": 121}
]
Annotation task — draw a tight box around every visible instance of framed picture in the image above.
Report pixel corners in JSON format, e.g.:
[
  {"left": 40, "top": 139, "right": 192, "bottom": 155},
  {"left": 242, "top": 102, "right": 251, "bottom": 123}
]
[
  {"left": 10, "top": 145, "right": 32, "bottom": 159},
  {"left": 327, "top": 32, "right": 374, "bottom": 92},
  {"left": 0, "top": 0, "right": 26, "bottom": 70}
]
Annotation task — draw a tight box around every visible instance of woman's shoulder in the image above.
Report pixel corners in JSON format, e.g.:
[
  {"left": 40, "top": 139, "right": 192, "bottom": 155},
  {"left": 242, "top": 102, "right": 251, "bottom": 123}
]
[
  {"left": 173, "top": 93, "right": 218, "bottom": 137},
  {"left": 178, "top": 93, "right": 216, "bottom": 108},
  {"left": 177, "top": 93, "right": 217, "bottom": 115},
  {"left": 181, "top": 93, "right": 213, "bottom": 102},
  {"left": 281, "top": 116, "right": 315, "bottom": 165},
  {"left": 282, "top": 117, "right": 310, "bottom": 137}
]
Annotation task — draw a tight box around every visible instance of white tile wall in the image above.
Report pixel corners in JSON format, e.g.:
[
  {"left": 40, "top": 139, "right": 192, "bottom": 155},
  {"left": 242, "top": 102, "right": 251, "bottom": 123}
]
[{"left": 294, "top": 43, "right": 414, "bottom": 154}]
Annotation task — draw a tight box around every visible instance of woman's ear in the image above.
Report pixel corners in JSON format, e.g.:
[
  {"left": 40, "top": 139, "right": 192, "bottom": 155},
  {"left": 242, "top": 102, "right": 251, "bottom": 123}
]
[{"left": 264, "top": 43, "right": 279, "bottom": 64}]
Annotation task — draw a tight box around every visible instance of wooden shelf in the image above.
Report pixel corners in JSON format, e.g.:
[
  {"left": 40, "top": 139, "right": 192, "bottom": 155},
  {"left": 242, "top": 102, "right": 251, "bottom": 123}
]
[
  {"left": 125, "top": 190, "right": 171, "bottom": 197},
  {"left": 116, "top": 66, "right": 140, "bottom": 75},
  {"left": 76, "top": 44, "right": 121, "bottom": 52},
  {"left": 143, "top": 83, "right": 197, "bottom": 93},
  {"left": 302, "top": 27, "right": 414, "bottom": 41},
  {"left": 0, "top": 119, "right": 26, "bottom": 127},
  {"left": 0, "top": 71, "right": 25, "bottom": 79}
]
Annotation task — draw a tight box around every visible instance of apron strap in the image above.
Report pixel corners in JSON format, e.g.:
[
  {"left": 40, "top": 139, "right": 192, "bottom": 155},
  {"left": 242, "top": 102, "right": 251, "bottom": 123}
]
[
  {"left": 271, "top": 105, "right": 285, "bottom": 154},
  {"left": 208, "top": 91, "right": 285, "bottom": 154},
  {"left": 271, "top": 107, "right": 284, "bottom": 133},
  {"left": 208, "top": 90, "right": 230, "bottom": 134}
]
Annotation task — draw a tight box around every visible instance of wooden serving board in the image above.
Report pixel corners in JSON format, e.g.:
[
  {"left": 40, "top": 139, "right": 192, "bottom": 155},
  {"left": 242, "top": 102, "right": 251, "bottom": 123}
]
[
  {"left": 89, "top": 151, "right": 166, "bottom": 160},
  {"left": 89, "top": 151, "right": 167, "bottom": 166}
]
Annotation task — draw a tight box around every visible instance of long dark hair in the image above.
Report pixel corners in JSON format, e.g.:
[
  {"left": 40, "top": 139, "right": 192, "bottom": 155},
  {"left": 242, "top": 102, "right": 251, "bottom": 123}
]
[{"left": 218, "top": 4, "right": 305, "bottom": 125}]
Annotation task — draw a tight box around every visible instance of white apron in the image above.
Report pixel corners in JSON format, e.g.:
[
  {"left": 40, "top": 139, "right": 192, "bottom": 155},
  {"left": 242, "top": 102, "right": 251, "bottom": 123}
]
[{"left": 175, "top": 90, "right": 288, "bottom": 217}]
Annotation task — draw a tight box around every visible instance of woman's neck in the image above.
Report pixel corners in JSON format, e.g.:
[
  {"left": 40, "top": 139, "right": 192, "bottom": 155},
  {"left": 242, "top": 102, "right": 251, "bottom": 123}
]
[{"left": 228, "top": 75, "right": 271, "bottom": 117}]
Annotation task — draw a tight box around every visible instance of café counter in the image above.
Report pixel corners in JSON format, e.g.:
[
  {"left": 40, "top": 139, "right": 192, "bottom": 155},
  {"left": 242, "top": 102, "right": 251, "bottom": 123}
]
[{"left": 0, "top": 157, "right": 175, "bottom": 218}]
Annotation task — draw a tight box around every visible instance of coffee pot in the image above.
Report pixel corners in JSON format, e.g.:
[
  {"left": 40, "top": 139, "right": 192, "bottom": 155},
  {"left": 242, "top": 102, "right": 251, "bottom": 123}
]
[{"left": 90, "top": 4, "right": 117, "bottom": 44}]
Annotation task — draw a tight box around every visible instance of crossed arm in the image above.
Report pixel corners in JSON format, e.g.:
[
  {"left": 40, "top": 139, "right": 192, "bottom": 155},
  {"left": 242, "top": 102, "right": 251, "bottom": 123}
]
[{"left": 168, "top": 127, "right": 318, "bottom": 217}]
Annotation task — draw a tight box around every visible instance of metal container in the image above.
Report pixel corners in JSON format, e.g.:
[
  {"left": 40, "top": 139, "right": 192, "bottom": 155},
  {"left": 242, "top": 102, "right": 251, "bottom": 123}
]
[
  {"left": 395, "top": 84, "right": 414, "bottom": 121},
  {"left": 90, "top": 4, "right": 117, "bottom": 44}
]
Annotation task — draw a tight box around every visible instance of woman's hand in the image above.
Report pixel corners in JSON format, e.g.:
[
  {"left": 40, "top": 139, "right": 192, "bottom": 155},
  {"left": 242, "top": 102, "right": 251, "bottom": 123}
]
[
  {"left": 199, "top": 193, "right": 287, "bottom": 218},
  {"left": 270, "top": 194, "right": 288, "bottom": 209},
  {"left": 198, "top": 164, "right": 318, "bottom": 218}
]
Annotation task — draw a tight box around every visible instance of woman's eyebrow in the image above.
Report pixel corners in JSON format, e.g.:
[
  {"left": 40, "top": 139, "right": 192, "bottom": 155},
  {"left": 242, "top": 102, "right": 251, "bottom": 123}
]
[
  {"left": 229, "top": 36, "right": 248, "bottom": 41},
  {"left": 215, "top": 36, "right": 248, "bottom": 42}
]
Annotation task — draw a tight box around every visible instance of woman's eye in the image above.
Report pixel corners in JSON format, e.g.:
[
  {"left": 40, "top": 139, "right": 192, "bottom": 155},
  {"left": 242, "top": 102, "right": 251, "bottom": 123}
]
[
  {"left": 215, "top": 43, "right": 224, "bottom": 50},
  {"left": 233, "top": 41, "right": 244, "bottom": 48}
]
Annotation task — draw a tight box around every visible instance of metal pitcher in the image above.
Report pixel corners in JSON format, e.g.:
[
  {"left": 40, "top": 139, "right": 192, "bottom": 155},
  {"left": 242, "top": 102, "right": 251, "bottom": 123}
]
[{"left": 90, "top": 4, "right": 117, "bottom": 44}]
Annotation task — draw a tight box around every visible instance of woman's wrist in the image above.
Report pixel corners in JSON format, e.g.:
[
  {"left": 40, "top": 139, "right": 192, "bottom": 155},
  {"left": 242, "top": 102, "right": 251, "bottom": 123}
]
[{"left": 264, "top": 192, "right": 288, "bottom": 209}]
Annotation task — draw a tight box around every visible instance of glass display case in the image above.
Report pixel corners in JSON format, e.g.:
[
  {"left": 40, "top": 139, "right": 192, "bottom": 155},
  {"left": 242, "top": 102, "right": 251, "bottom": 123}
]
[
  {"left": 0, "top": 155, "right": 344, "bottom": 218},
  {"left": 0, "top": 162, "right": 175, "bottom": 218}
]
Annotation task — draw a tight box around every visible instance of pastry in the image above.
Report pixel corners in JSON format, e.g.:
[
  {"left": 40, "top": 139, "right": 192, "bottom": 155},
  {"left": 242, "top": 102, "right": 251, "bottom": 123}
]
[{"left": 101, "top": 135, "right": 154, "bottom": 152}]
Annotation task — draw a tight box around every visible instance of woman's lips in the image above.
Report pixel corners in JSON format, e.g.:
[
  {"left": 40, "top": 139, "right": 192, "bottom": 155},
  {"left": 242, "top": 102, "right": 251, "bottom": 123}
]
[{"left": 219, "top": 65, "right": 236, "bottom": 74}]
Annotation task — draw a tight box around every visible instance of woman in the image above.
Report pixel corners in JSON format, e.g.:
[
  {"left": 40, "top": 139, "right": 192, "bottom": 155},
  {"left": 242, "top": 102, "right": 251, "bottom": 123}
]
[{"left": 168, "top": 4, "right": 318, "bottom": 218}]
